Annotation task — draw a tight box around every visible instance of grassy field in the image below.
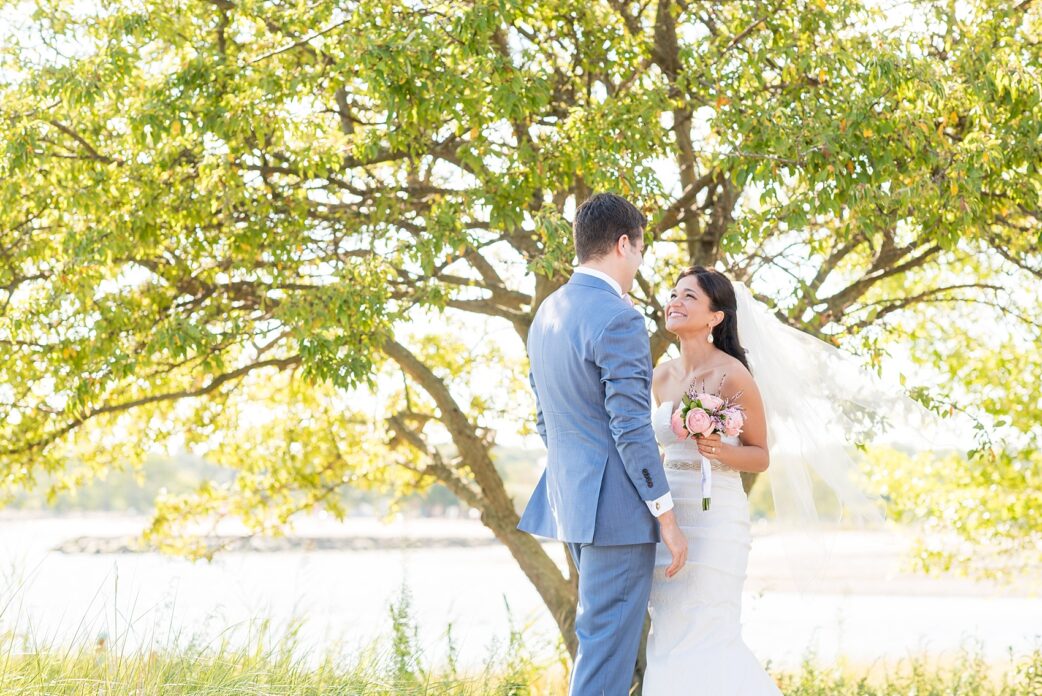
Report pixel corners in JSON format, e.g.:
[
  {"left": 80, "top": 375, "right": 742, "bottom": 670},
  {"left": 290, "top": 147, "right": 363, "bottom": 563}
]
[
  {"left": 2, "top": 638, "right": 1041, "bottom": 694},
  {"left": 2, "top": 643, "right": 1040, "bottom": 695},
  {"left": 1, "top": 590, "right": 1039, "bottom": 695}
]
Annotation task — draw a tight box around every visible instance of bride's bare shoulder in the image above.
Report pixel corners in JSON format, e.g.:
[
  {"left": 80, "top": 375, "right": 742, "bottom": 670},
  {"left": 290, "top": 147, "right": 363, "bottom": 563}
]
[
  {"left": 653, "top": 357, "right": 680, "bottom": 376},
  {"left": 722, "top": 353, "right": 753, "bottom": 378},
  {"left": 717, "top": 355, "right": 757, "bottom": 395}
]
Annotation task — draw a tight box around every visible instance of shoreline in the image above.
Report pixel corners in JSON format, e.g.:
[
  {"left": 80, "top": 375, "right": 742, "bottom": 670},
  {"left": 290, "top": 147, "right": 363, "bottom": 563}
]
[{"left": 4, "top": 512, "right": 1039, "bottom": 598}]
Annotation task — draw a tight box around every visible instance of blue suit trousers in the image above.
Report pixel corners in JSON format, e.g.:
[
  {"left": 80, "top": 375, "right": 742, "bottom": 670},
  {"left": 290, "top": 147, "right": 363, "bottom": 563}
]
[{"left": 567, "top": 542, "right": 656, "bottom": 696}]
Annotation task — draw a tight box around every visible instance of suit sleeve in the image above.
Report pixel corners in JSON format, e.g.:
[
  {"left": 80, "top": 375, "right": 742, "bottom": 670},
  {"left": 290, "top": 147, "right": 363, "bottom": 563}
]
[
  {"left": 593, "top": 309, "right": 670, "bottom": 501},
  {"left": 529, "top": 368, "right": 548, "bottom": 448}
]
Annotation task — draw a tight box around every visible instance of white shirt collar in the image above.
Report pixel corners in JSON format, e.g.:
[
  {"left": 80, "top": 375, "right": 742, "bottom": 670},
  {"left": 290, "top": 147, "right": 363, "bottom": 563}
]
[{"left": 573, "top": 267, "right": 623, "bottom": 297}]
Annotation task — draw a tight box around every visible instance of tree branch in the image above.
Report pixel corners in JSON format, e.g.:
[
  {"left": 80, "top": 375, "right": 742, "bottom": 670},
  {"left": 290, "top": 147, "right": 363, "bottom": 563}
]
[
  {"left": 382, "top": 338, "right": 516, "bottom": 513},
  {"left": 387, "top": 413, "right": 483, "bottom": 509},
  {"left": 46, "top": 120, "right": 123, "bottom": 165},
  {"left": 246, "top": 18, "right": 352, "bottom": 65},
  {"left": 821, "top": 242, "right": 943, "bottom": 321},
  {"left": 3, "top": 356, "right": 302, "bottom": 457},
  {"left": 846, "top": 283, "right": 1006, "bottom": 331}
]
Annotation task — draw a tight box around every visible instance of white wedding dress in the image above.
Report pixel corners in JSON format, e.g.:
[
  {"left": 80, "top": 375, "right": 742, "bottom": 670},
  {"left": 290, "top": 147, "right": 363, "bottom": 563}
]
[{"left": 644, "top": 401, "right": 782, "bottom": 695}]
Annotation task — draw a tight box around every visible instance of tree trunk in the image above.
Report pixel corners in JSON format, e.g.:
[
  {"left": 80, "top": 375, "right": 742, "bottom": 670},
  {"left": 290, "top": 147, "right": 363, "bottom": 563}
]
[
  {"left": 478, "top": 503, "right": 579, "bottom": 657},
  {"left": 384, "top": 337, "right": 580, "bottom": 655}
]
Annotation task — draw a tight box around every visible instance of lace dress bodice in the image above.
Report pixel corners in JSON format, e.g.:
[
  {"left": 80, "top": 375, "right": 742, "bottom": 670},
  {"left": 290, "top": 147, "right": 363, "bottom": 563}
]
[{"left": 652, "top": 401, "right": 739, "bottom": 472}]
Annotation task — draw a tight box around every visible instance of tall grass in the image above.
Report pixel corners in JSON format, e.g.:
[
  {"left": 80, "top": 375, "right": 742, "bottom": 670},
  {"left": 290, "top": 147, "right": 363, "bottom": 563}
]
[
  {"left": 0, "top": 583, "right": 564, "bottom": 695},
  {"left": 0, "top": 588, "right": 1039, "bottom": 695},
  {"left": 772, "top": 645, "right": 1042, "bottom": 695}
]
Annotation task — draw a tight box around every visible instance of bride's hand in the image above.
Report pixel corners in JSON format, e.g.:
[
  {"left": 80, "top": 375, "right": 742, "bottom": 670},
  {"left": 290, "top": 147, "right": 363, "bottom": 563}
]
[{"left": 695, "top": 432, "right": 725, "bottom": 460}]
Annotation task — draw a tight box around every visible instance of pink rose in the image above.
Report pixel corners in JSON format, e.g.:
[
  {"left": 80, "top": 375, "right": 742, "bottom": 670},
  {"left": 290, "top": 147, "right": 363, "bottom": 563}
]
[
  {"left": 722, "top": 408, "right": 744, "bottom": 437},
  {"left": 694, "top": 393, "right": 724, "bottom": 411},
  {"left": 685, "top": 408, "right": 714, "bottom": 436},
  {"left": 670, "top": 409, "right": 688, "bottom": 440}
]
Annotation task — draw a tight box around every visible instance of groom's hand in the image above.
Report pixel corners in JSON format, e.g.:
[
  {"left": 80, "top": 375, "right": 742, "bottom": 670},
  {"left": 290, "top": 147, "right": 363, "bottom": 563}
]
[{"left": 658, "top": 510, "right": 688, "bottom": 578}]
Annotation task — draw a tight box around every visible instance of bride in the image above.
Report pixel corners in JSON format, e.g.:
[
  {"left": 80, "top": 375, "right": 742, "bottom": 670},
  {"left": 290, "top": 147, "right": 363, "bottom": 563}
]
[{"left": 644, "top": 265, "right": 782, "bottom": 695}]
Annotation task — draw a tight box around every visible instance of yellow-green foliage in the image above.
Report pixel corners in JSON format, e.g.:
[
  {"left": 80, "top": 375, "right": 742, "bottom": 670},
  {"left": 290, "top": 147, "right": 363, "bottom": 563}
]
[{"left": 1, "top": 0, "right": 1040, "bottom": 586}]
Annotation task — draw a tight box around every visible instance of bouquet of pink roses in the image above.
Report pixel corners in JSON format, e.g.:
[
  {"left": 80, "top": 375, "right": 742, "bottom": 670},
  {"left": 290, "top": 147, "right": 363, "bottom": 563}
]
[{"left": 670, "top": 382, "right": 745, "bottom": 510}]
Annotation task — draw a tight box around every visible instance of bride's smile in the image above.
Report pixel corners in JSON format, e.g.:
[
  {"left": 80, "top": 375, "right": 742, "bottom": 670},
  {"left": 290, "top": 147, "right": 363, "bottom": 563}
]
[{"left": 664, "top": 276, "right": 724, "bottom": 341}]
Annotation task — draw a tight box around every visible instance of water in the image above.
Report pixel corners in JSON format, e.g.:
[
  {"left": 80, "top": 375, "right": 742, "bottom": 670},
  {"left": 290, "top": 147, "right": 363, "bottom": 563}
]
[{"left": 1, "top": 514, "right": 1039, "bottom": 670}]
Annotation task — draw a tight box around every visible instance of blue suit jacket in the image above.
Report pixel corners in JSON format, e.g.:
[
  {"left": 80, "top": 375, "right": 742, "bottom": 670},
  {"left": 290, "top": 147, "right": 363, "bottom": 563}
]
[{"left": 518, "top": 273, "right": 670, "bottom": 545}]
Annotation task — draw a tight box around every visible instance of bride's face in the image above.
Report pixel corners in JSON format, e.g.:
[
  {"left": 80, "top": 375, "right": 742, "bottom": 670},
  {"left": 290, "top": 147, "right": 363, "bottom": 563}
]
[{"left": 664, "top": 276, "right": 719, "bottom": 336}]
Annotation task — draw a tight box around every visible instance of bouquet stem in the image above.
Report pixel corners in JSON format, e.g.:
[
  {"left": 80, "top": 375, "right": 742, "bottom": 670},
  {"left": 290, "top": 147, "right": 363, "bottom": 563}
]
[{"left": 702, "top": 497, "right": 711, "bottom": 511}]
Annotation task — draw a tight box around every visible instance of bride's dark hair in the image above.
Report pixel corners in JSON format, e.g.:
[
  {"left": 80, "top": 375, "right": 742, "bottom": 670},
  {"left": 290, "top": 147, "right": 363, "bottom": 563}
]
[{"left": 675, "top": 266, "right": 751, "bottom": 374}]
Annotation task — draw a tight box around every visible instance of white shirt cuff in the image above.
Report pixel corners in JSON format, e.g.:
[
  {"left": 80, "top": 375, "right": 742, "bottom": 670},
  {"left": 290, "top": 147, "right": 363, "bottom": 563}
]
[{"left": 646, "top": 492, "right": 674, "bottom": 517}]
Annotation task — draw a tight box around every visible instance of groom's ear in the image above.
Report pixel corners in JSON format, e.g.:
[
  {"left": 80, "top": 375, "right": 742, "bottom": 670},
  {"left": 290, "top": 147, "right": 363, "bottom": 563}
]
[
  {"left": 608, "top": 235, "right": 625, "bottom": 257},
  {"left": 618, "top": 231, "right": 644, "bottom": 255}
]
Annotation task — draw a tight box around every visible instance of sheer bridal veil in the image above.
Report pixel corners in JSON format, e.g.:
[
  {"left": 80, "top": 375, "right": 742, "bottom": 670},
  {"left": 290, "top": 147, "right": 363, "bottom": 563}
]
[{"left": 731, "top": 281, "right": 954, "bottom": 531}]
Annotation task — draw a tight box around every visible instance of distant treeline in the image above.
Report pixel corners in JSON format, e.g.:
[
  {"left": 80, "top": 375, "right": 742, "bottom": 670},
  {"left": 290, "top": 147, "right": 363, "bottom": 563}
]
[
  {"left": 8, "top": 445, "right": 788, "bottom": 520},
  {"left": 7, "top": 446, "right": 548, "bottom": 517}
]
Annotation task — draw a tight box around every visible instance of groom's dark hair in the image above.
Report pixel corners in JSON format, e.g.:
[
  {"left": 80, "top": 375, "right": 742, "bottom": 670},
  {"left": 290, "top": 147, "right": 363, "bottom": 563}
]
[{"left": 573, "top": 193, "right": 647, "bottom": 263}]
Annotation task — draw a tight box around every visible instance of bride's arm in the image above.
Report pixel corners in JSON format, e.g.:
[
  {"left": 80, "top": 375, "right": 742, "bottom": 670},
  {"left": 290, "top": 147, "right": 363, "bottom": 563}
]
[
  {"left": 695, "top": 371, "right": 769, "bottom": 473},
  {"left": 652, "top": 365, "right": 667, "bottom": 466},
  {"left": 651, "top": 362, "right": 668, "bottom": 407}
]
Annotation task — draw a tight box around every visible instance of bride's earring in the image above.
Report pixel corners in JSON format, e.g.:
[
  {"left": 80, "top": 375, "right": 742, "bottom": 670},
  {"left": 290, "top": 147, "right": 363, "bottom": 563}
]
[{"left": 707, "top": 326, "right": 714, "bottom": 344}]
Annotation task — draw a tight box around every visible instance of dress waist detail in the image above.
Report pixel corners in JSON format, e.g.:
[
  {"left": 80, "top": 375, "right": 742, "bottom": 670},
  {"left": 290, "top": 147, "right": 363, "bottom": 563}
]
[{"left": 663, "top": 458, "right": 730, "bottom": 472}]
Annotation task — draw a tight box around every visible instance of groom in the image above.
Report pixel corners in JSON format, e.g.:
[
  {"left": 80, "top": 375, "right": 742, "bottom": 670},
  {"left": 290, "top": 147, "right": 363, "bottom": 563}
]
[{"left": 519, "top": 193, "right": 688, "bottom": 695}]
